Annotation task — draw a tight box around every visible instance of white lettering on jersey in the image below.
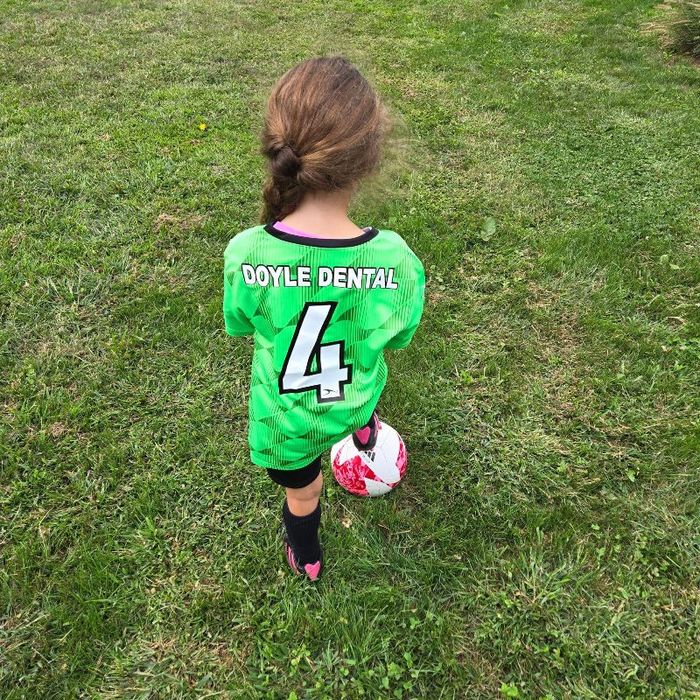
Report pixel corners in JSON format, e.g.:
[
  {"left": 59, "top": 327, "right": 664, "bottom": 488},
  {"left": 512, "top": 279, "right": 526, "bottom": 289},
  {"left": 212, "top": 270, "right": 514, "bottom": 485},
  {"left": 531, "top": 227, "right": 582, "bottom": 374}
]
[
  {"left": 241, "top": 264, "right": 399, "bottom": 289},
  {"left": 318, "top": 267, "right": 333, "bottom": 287}
]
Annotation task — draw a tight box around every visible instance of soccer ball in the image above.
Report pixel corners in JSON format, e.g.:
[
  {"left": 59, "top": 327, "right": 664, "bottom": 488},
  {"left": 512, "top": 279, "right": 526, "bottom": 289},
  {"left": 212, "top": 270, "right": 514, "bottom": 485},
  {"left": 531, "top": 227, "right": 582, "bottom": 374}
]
[{"left": 331, "top": 420, "right": 407, "bottom": 497}]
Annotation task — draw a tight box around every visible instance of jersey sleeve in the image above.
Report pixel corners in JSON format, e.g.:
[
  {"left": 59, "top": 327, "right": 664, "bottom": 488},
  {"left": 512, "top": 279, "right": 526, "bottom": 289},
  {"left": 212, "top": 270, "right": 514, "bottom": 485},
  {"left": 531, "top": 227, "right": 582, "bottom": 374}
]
[
  {"left": 223, "top": 237, "right": 255, "bottom": 337},
  {"left": 386, "top": 250, "right": 425, "bottom": 350}
]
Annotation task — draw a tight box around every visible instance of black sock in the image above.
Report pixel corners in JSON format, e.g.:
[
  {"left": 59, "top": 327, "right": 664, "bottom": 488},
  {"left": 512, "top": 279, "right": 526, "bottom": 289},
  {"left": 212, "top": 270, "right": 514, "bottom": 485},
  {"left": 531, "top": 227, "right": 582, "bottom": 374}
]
[{"left": 283, "top": 500, "right": 321, "bottom": 566}]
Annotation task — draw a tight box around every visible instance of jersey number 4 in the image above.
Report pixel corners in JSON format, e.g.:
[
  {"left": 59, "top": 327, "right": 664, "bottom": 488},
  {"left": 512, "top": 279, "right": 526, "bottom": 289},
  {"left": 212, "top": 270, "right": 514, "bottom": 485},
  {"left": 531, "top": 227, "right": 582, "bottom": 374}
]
[{"left": 279, "top": 302, "right": 352, "bottom": 403}]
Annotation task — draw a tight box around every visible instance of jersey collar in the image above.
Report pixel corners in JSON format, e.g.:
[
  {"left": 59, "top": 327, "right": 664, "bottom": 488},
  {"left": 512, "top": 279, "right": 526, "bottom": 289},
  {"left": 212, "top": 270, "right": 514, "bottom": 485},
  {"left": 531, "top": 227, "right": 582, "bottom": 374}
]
[{"left": 264, "top": 223, "right": 379, "bottom": 248}]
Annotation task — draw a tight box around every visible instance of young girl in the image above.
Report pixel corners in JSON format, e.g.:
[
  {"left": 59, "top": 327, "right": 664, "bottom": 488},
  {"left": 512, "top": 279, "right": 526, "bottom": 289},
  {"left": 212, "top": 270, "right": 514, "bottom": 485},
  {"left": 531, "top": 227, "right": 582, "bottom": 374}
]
[{"left": 223, "top": 56, "right": 424, "bottom": 581}]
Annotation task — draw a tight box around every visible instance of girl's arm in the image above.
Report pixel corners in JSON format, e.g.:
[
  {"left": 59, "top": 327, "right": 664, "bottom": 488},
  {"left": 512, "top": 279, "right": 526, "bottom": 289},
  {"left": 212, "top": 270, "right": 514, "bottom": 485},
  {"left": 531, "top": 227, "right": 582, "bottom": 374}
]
[
  {"left": 223, "top": 243, "right": 255, "bottom": 337},
  {"left": 386, "top": 255, "right": 425, "bottom": 350}
]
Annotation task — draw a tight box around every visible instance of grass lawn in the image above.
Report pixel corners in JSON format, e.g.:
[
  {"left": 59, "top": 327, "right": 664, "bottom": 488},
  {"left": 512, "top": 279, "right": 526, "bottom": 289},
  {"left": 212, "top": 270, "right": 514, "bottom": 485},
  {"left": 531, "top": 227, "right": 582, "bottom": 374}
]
[{"left": 1, "top": 0, "right": 699, "bottom": 697}]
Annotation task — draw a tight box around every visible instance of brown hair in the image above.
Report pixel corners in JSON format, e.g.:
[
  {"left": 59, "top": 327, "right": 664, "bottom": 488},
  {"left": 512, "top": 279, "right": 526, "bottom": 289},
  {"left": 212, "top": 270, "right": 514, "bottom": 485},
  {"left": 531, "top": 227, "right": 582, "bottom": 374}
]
[{"left": 260, "top": 56, "right": 390, "bottom": 223}]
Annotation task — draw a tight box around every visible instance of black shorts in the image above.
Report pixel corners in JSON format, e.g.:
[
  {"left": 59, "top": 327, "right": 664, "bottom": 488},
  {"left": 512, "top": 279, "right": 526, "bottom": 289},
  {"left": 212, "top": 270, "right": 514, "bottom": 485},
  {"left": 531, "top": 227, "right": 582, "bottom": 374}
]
[
  {"left": 265, "top": 410, "right": 376, "bottom": 489},
  {"left": 266, "top": 456, "right": 322, "bottom": 489}
]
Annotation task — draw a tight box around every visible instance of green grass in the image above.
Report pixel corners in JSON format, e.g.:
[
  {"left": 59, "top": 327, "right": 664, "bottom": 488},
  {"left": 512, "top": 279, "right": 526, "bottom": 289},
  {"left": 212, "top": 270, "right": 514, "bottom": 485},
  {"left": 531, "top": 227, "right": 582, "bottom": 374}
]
[
  {"left": 1, "top": 0, "right": 699, "bottom": 697},
  {"left": 652, "top": 0, "right": 700, "bottom": 59}
]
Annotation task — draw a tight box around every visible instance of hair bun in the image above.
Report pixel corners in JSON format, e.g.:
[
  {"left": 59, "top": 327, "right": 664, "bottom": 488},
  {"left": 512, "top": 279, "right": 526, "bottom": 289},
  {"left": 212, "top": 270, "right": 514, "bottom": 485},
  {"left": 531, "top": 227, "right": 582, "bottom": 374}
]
[{"left": 273, "top": 144, "right": 301, "bottom": 178}]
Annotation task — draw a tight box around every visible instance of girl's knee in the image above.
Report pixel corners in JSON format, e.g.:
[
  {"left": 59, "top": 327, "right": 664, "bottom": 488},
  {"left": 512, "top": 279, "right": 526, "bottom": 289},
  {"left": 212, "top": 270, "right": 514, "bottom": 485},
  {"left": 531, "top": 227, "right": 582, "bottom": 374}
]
[{"left": 289, "top": 472, "right": 323, "bottom": 501}]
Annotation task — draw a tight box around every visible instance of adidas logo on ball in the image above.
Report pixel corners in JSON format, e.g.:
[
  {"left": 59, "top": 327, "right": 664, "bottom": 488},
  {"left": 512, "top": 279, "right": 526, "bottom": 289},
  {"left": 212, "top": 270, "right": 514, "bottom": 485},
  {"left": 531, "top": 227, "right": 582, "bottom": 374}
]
[{"left": 331, "top": 420, "right": 407, "bottom": 497}]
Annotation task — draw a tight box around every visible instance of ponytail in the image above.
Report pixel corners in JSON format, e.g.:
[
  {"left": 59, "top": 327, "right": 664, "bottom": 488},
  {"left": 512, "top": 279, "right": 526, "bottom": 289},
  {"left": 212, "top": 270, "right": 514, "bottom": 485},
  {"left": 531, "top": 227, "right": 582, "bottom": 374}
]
[
  {"left": 261, "top": 145, "right": 304, "bottom": 222},
  {"left": 260, "top": 56, "right": 390, "bottom": 224}
]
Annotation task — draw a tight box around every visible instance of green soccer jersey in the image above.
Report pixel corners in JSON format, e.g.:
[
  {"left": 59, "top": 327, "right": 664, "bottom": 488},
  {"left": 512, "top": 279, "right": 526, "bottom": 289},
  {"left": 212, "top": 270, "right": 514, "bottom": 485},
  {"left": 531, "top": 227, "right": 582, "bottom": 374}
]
[{"left": 223, "top": 223, "right": 424, "bottom": 471}]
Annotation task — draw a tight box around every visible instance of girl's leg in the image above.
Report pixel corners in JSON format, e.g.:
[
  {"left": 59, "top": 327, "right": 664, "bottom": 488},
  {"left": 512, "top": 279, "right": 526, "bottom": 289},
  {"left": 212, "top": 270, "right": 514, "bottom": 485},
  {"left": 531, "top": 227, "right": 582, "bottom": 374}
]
[
  {"left": 285, "top": 471, "right": 323, "bottom": 516},
  {"left": 267, "top": 458, "right": 323, "bottom": 576}
]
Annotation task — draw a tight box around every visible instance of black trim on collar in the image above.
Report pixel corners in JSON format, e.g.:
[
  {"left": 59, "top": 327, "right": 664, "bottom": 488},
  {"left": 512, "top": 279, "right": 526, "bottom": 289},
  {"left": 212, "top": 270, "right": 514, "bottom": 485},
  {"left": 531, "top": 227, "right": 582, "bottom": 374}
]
[{"left": 264, "top": 223, "right": 379, "bottom": 248}]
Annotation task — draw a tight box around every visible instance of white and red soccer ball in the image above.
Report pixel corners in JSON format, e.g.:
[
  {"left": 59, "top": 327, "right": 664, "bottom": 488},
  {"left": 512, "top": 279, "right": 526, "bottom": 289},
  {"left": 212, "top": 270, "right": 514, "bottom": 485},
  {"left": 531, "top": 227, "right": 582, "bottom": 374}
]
[{"left": 331, "top": 420, "right": 407, "bottom": 497}]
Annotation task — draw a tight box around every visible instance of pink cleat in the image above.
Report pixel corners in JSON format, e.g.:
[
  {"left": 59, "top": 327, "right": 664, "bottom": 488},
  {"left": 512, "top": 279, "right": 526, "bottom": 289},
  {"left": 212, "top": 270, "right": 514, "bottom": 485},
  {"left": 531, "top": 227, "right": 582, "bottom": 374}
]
[
  {"left": 352, "top": 410, "right": 380, "bottom": 452},
  {"left": 284, "top": 538, "right": 323, "bottom": 582}
]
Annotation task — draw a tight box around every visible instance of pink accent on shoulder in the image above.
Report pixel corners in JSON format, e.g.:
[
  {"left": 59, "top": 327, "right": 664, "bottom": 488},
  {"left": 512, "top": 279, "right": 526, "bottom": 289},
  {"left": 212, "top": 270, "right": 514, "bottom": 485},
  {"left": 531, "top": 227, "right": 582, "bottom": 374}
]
[{"left": 274, "top": 220, "right": 371, "bottom": 239}]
